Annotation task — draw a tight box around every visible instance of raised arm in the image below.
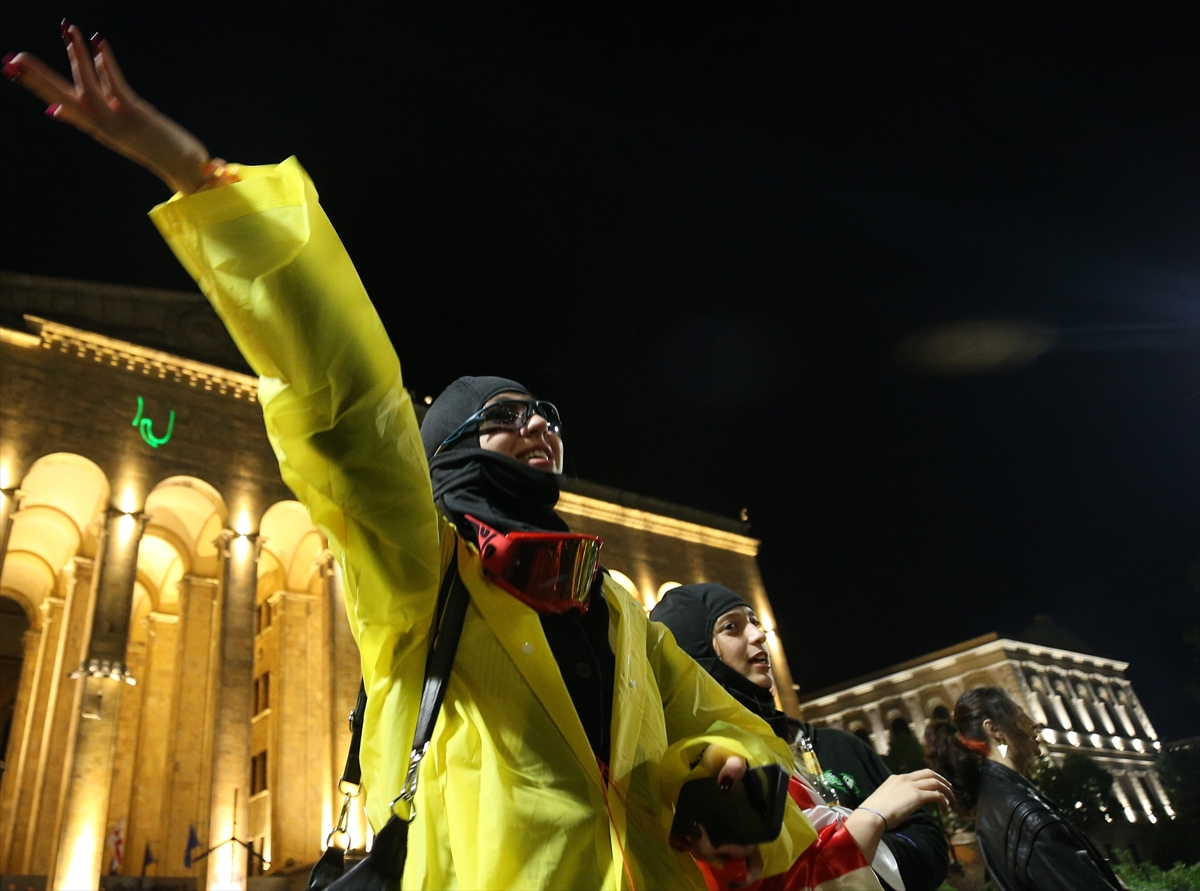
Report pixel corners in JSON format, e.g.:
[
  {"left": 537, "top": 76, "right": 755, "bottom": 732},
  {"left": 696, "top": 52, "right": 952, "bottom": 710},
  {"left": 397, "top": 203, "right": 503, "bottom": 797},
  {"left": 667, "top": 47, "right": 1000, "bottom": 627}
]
[
  {"left": 4, "top": 22, "right": 212, "bottom": 193},
  {"left": 4, "top": 26, "right": 442, "bottom": 649}
]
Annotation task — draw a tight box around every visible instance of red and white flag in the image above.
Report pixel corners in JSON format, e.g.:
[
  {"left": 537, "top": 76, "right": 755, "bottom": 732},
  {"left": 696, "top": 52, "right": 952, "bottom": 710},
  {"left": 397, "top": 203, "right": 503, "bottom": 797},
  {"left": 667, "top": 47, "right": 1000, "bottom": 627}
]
[
  {"left": 107, "top": 817, "right": 125, "bottom": 875},
  {"left": 697, "top": 775, "right": 883, "bottom": 891}
]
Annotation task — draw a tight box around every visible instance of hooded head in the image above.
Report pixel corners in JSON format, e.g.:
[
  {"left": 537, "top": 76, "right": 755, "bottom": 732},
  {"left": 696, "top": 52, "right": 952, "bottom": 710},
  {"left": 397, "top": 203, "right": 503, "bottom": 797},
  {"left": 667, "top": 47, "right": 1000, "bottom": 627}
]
[
  {"left": 649, "top": 584, "right": 747, "bottom": 677},
  {"left": 650, "top": 583, "right": 791, "bottom": 738},
  {"left": 420, "top": 375, "right": 528, "bottom": 459},
  {"left": 421, "top": 375, "right": 569, "bottom": 537}
]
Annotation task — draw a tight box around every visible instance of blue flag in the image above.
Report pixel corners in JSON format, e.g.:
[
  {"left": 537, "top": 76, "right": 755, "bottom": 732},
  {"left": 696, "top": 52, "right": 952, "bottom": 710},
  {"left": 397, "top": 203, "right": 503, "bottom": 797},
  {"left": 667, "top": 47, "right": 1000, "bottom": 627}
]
[
  {"left": 141, "top": 840, "right": 155, "bottom": 876},
  {"left": 184, "top": 823, "right": 200, "bottom": 869}
]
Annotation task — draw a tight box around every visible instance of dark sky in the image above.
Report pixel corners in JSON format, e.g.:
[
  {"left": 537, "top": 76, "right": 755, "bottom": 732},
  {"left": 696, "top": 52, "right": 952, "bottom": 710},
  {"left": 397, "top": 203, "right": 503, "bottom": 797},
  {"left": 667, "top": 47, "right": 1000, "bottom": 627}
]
[{"left": 3, "top": 4, "right": 1198, "bottom": 738}]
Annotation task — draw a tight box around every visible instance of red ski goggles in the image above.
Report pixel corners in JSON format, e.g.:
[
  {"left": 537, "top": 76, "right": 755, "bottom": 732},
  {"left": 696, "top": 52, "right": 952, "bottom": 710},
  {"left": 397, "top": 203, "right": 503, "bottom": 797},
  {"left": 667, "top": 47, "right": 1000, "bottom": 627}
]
[{"left": 466, "top": 515, "right": 603, "bottom": 614}]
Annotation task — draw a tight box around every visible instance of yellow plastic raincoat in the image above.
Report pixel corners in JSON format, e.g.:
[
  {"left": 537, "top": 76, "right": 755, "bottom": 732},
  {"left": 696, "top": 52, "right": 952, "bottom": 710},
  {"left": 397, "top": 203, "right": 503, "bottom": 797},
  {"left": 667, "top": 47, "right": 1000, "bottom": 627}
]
[{"left": 151, "top": 157, "right": 815, "bottom": 889}]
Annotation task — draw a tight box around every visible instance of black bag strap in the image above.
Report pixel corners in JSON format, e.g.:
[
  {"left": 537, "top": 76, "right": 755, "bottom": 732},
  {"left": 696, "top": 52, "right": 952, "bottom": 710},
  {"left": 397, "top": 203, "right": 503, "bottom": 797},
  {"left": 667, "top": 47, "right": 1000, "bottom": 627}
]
[
  {"left": 392, "top": 547, "right": 470, "bottom": 813},
  {"left": 310, "top": 523, "right": 469, "bottom": 891},
  {"left": 319, "top": 539, "right": 468, "bottom": 852},
  {"left": 340, "top": 681, "right": 368, "bottom": 788}
]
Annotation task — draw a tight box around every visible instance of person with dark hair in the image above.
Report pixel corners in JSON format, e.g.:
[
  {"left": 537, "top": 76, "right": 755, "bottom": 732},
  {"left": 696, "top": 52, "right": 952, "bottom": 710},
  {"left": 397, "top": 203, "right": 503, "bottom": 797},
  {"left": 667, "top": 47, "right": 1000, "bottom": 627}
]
[
  {"left": 2, "top": 27, "right": 820, "bottom": 891},
  {"left": 651, "top": 584, "right": 952, "bottom": 891},
  {"left": 923, "top": 686, "right": 1123, "bottom": 891}
]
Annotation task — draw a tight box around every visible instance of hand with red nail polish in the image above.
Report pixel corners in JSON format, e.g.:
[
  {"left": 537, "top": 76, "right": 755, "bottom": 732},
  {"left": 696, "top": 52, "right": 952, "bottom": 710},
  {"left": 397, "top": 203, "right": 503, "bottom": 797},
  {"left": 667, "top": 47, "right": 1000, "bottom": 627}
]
[
  {"left": 668, "top": 745, "right": 765, "bottom": 887},
  {"left": 3, "top": 22, "right": 211, "bottom": 193},
  {"left": 2, "top": 52, "right": 21, "bottom": 82}
]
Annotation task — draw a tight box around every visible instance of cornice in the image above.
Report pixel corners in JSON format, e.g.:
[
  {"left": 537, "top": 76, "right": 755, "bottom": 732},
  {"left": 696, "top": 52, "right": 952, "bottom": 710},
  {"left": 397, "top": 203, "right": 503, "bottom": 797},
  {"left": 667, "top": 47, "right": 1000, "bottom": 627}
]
[
  {"left": 556, "top": 491, "right": 760, "bottom": 555},
  {"left": 802, "top": 638, "right": 1128, "bottom": 709},
  {"left": 24, "top": 315, "right": 258, "bottom": 402}
]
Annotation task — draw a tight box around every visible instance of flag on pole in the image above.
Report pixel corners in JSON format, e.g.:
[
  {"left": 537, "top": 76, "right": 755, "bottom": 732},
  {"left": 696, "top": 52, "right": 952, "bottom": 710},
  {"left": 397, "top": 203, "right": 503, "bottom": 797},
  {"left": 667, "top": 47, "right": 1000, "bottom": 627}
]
[
  {"left": 107, "top": 818, "right": 125, "bottom": 875},
  {"left": 184, "top": 823, "right": 200, "bottom": 869},
  {"left": 141, "top": 840, "right": 155, "bottom": 876}
]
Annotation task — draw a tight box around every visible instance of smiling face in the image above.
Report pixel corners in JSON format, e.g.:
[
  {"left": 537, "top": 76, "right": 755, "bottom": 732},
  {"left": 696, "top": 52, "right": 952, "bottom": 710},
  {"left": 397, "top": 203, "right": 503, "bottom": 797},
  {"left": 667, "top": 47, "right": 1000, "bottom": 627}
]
[
  {"left": 477, "top": 391, "right": 564, "bottom": 473},
  {"left": 711, "top": 605, "right": 774, "bottom": 689}
]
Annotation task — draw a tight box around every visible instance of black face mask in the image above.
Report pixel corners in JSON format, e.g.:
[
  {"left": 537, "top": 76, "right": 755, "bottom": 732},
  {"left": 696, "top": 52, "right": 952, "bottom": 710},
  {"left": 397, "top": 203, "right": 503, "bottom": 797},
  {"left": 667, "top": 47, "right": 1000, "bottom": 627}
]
[
  {"left": 421, "top": 375, "right": 569, "bottom": 538},
  {"left": 423, "top": 378, "right": 615, "bottom": 764},
  {"left": 650, "top": 584, "right": 792, "bottom": 740}
]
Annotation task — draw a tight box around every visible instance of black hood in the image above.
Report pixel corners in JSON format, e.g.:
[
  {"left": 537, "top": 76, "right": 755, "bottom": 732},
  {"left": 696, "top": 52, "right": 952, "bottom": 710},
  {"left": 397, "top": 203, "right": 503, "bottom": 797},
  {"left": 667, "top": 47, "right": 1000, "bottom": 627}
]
[
  {"left": 650, "top": 583, "right": 791, "bottom": 740},
  {"left": 420, "top": 375, "right": 568, "bottom": 537}
]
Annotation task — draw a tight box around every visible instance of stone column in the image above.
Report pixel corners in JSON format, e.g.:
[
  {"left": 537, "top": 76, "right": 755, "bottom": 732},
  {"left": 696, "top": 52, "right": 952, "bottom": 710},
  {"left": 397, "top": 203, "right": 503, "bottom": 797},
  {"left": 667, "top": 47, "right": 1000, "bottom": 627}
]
[
  {"left": 1045, "top": 672, "right": 1074, "bottom": 731},
  {"left": 1113, "top": 701, "right": 1138, "bottom": 737},
  {"left": 270, "top": 589, "right": 329, "bottom": 872},
  {"left": 102, "top": 639, "right": 146, "bottom": 874},
  {"left": 900, "top": 692, "right": 927, "bottom": 741},
  {"left": 1128, "top": 774, "right": 1158, "bottom": 821},
  {"left": 864, "top": 705, "right": 888, "bottom": 756},
  {"left": 165, "top": 575, "right": 221, "bottom": 878},
  {"left": 1013, "top": 663, "right": 1048, "bottom": 727},
  {"left": 1110, "top": 772, "right": 1138, "bottom": 823},
  {"left": 126, "top": 612, "right": 181, "bottom": 873},
  {"left": 0, "top": 486, "right": 23, "bottom": 579},
  {"left": 205, "top": 531, "right": 259, "bottom": 891},
  {"left": 22, "top": 560, "right": 92, "bottom": 876},
  {"left": 0, "top": 622, "right": 45, "bottom": 872},
  {"left": 1145, "top": 771, "right": 1175, "bottom": 818},
  {"left": 51, "top": 509, "right": 147, "bottom": 890},
  {"left": 941, "top": 676, "right": 965, "bottom": 705},
  {"left": 1065, "top": 678, "right": 1095, "bottom": 733},
  {"left": 1122, "top": 684, "right": 1159, "bottom": 741},
  {"left": 1091, "top": 682, "right": 1117, "bottom": 735}
]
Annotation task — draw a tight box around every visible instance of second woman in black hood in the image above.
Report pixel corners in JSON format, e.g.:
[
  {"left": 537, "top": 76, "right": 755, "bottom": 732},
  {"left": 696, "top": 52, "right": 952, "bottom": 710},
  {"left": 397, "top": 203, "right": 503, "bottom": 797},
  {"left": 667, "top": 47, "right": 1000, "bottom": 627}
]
[{"left": 651, "top": 584, "right": 953, "bottom": 891}]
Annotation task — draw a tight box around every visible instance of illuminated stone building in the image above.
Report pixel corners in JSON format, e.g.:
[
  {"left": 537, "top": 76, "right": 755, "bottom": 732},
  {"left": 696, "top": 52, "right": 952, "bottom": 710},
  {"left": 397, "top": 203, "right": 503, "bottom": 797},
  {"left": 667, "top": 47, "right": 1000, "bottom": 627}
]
[
  {"left": 0, "top": 271, "right": 797, "bottom": 890},
  {"left": 796, "top": 628, "right": 1174, "bottom": 830}
]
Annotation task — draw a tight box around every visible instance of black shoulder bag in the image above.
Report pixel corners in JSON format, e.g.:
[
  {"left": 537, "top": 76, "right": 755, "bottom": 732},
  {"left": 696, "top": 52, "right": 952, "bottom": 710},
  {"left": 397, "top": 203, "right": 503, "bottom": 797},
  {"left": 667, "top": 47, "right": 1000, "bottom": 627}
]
[{"left": 308, "top": 553, "right": 470, "bottom": 891}]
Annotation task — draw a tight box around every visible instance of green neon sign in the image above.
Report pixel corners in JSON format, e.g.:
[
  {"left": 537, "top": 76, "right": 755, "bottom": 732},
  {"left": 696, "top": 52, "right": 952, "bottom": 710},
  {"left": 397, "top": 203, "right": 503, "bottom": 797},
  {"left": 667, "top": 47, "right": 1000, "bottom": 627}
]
[{"left": 131, "top": 396, "right": 175, "bottom": 449}]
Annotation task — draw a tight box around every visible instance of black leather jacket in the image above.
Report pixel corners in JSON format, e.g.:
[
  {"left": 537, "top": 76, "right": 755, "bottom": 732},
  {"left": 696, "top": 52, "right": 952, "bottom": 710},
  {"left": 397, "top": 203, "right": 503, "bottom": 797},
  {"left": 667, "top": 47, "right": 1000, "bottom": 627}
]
[{"left": 975, "top": 760, "right": 1122, "bottom": 891}]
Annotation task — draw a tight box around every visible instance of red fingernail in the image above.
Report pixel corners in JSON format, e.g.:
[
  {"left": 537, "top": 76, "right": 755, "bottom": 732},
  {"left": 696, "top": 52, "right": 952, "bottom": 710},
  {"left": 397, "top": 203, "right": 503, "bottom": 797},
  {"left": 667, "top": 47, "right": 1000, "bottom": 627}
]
[
  {"left": 60, "top": 20, "right": 72, "bottom": 46},
  {"left": 90, "top": 33, "right": 103, "bottom": 54},
  {"left": 45, "top": 103, "right": 61, "bottom": 118}
]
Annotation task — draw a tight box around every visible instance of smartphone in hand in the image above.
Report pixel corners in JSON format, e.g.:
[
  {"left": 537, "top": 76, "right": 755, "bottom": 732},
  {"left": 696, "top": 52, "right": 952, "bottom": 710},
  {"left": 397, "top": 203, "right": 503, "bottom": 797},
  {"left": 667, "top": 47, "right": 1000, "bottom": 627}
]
[{"left": 670, "top": 764, "right": 789, "bottom": 848}]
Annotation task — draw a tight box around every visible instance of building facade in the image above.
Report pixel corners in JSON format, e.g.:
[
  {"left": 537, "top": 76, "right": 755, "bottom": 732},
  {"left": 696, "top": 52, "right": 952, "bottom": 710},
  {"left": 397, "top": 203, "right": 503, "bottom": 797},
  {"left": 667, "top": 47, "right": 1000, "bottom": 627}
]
[
  {"left": 796, "top": 632, "right": 1174, "bottom": 830},
  {"left": 0, "top": 272, "right": 797, "bottom": 890}
]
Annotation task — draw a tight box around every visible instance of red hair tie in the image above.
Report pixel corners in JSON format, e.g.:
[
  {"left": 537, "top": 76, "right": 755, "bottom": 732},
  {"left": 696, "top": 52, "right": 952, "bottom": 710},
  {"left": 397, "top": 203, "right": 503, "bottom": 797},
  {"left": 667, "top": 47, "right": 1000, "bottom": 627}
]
[{"left": 957, "top": 733, "right": 991, "bottom": 757}]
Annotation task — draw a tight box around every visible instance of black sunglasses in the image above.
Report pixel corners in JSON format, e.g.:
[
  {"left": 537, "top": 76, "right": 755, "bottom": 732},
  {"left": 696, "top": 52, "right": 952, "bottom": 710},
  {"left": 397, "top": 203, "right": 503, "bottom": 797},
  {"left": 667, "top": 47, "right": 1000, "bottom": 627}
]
[{"left": 434, "top": 399, "right": 563, "bottom": 456}]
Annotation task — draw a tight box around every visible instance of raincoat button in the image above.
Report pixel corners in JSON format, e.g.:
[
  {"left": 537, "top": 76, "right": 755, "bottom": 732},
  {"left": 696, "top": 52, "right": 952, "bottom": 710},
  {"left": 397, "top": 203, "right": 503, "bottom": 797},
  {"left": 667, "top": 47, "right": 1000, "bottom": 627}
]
[
  {"left": 629, "top": 679, "right": 637, "bottom": 688},
  {"left": 521, "top": 642, "right": 533, "bottom": 655}
]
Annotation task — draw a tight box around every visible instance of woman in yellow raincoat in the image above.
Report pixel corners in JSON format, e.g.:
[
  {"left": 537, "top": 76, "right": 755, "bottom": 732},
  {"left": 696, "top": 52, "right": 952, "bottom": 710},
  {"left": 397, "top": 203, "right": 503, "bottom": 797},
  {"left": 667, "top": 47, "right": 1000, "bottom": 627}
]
[{"left": 4, "top": 27, "right": 816, "bottom": 890}]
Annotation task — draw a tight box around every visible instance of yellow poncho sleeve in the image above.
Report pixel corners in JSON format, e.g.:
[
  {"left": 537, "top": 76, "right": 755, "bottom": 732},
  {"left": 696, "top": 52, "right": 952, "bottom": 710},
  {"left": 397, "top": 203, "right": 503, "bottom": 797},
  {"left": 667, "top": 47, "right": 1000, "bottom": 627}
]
[{"left": 149, "top": 156, "right": 442, "bottom": 688}]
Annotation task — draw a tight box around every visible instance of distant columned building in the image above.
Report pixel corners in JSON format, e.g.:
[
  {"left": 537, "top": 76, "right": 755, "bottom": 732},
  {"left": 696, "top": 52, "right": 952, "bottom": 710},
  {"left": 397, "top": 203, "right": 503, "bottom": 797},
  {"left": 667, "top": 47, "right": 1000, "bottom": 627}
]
[
  {"left": 0, "top": 271, "right": 798, "bottom": 890},
  {"left": 796, "top": 627, "right": 1174, "bottom": 828}
]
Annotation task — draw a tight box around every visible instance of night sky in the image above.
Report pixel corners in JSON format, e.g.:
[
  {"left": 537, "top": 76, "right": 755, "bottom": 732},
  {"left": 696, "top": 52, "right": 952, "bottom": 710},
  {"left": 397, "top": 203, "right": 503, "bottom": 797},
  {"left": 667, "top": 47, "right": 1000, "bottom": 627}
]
[{"left": 3, "top": 5, "right": 1197, "bottom": 738}]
